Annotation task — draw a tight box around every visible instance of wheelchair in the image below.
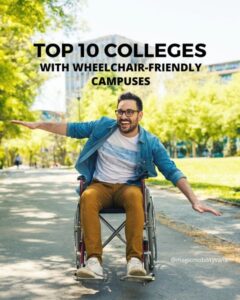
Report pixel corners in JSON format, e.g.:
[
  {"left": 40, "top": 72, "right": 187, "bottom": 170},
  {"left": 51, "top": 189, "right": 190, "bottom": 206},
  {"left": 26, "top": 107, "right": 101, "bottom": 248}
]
[{"left": 74, "top": 175, "right": 158, "bottom": 282}]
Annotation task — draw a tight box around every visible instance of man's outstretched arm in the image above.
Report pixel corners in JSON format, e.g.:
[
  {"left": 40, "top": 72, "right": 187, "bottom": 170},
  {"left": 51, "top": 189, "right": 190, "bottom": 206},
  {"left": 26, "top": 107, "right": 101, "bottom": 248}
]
[
  {"left": 176, "top": 177, "right": 222, "bottom": 216},
  {"left": 152, "top": 139, "right": 222, "bottom": 216},
  {"left": 11, "top": 120, "right": 67, "bottom": 136}
]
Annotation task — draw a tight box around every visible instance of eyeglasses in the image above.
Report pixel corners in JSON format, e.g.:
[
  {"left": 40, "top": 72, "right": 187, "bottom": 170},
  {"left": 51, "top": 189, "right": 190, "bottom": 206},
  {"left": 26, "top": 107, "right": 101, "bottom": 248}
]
[{"left": 115, "top": 109, "right": 139, "bottom": 117}]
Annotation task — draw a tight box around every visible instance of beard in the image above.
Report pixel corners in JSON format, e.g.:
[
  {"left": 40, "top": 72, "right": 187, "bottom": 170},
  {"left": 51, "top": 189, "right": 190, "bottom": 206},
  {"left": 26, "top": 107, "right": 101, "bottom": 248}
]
[{"left": 117, "top": 119, "right": 138, "bottom": 134}]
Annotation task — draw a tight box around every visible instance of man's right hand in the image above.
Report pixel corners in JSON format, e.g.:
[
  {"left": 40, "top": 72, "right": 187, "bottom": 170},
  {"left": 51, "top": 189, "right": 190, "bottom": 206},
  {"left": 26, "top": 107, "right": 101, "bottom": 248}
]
[{"left": 11, "top": 120, "right": 39, "bottom": 129}]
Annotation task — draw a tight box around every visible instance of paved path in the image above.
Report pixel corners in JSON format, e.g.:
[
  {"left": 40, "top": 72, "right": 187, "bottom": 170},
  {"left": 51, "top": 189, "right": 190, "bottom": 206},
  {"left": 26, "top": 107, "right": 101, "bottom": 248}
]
[
  {"left": 0, "top": 168, "right": 239, "bottom": 300},
  {"left": 150, "top": 187, "right": 240, "bottom": 245}
]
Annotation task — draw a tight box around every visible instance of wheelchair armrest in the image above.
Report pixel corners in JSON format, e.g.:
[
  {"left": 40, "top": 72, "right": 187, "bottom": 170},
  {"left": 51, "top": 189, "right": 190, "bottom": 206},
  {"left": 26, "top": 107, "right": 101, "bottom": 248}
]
[{"left": 77, "top": 175, "right": 86, "bottom": 182}]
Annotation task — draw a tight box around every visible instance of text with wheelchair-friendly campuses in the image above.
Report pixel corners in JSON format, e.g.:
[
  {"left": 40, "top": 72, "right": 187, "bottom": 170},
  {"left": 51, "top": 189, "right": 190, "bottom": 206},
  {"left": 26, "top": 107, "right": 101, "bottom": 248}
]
[{"left": 33, "top": 42, "right": 207, "bottom": 85}]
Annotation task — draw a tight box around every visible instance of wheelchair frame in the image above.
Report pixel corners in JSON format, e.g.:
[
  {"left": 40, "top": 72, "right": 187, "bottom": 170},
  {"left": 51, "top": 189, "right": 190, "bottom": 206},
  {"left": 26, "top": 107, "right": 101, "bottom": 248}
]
[{"left": 74, "top": 175, "right": 157, "bottom": 278}]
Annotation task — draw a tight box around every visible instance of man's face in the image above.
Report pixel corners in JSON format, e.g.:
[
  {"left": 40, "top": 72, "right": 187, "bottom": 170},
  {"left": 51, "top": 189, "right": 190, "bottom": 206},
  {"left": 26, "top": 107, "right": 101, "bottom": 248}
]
[{"left": 116, "top": 100, "right": 143, "bottom": 134}]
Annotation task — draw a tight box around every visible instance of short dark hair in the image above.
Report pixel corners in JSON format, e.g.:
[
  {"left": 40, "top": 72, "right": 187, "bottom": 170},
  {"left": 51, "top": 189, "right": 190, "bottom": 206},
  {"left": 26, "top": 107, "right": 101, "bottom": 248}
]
[{"left": 117, "top": 92, "right": 143, "bottom": 111}]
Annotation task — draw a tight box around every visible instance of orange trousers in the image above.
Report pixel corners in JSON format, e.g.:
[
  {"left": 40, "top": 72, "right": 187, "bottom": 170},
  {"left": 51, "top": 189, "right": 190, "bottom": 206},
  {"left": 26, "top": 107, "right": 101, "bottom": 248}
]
[{"left": 80, "top": 179, "right": 144, "bottom": 263}]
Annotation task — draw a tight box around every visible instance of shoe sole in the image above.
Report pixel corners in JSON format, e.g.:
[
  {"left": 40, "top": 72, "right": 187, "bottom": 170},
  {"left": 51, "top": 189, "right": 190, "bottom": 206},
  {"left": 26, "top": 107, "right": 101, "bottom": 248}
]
[
  {"left": 76, "top": 269, "right": 98, "bottom": 278},
  {"left": 76, "top": 269, "right": 104, "bottom": 279},
  {"left": 128, "top": 270, "right": 147, "bottom": 276},
  {"left": 121, "top": 274, "right": 155, "bottom": 282}
]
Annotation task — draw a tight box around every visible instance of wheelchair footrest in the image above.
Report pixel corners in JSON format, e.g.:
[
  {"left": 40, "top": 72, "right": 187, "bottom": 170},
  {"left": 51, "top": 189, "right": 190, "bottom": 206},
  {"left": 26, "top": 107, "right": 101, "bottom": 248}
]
[
  {"left": 120, "top": 274, "right": 155, "bottom": 282},
  {"left": 75, "top": 276, "right": 106, "bottom": 281},
  {"left": 74, "top": 272, "right": 107, "bottom": 281}
]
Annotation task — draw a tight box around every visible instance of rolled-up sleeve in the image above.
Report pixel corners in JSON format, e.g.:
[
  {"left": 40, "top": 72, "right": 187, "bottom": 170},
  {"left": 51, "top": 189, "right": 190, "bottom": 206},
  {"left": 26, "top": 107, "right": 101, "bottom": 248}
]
[
  {"left": 66, "top": 121, "right": 97, "bottom": 139},
  {"left": 152, "top": 138, "right": 186, "bottom": 185}
]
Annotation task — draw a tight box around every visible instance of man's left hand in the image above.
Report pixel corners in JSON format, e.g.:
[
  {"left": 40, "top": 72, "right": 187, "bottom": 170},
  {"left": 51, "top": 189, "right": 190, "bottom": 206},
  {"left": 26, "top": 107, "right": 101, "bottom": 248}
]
[{"left": 192, "top": 201, "right": 222, "bottom": 216}]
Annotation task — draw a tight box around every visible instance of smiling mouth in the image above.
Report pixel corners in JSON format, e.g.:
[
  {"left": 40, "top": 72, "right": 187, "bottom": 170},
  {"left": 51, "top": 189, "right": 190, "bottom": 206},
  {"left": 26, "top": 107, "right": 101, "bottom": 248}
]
[{"left": 120, "top": 120, "right": 131, "bottom": 125}]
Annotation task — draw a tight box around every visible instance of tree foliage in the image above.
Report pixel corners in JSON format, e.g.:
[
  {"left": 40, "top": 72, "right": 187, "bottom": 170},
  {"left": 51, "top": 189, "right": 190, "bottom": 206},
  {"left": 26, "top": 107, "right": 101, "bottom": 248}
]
[
  {"left": 146, "top": 71, "right": 240, "bottom": 156},
  {"left": 222, "top": 73, "right": 240, "bottom": 138},
  {"left": 0, "top": 0, "right": 84, "bottom": 167}
]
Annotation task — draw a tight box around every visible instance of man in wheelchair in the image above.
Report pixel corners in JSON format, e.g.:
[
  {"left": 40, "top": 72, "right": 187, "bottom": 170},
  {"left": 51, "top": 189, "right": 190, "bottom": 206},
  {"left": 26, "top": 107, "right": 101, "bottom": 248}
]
[{"left": 12, "top": 92, "right": 221, "bottom": 279}]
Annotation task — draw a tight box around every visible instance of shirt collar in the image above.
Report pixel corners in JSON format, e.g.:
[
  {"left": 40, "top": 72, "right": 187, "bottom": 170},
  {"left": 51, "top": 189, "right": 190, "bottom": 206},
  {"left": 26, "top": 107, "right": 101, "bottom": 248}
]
[{"left": 138, "top": 126, "right": 145, "bottom": 144}]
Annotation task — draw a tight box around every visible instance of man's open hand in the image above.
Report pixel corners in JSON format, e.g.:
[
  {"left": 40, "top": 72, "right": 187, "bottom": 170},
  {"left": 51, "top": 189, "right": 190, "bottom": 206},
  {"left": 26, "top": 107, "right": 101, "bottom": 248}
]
[
  {"left": 11, "top": 120, "right": 39, "bottom": 129},
  {"left": 192, "top": 201, "right": 222, "bottom": 216}
]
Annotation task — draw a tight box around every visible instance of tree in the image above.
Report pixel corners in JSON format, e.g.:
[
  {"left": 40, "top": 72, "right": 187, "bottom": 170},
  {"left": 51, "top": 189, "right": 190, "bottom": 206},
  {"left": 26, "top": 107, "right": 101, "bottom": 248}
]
[
  {"left": 0, "top": 0, "right": 85, "bottom": 167},
  {"left": 156, "top": 71, "right": 226, "bottom": 156},
  {"left": 222, "top": 73, "right": 240, "bottom": 139}
]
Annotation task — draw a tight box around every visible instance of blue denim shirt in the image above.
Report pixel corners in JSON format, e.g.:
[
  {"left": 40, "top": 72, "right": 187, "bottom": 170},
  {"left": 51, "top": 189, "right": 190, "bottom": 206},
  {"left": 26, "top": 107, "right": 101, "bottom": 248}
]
[{"left": 67, "top": 117, "right": 185, "bottom": 187}]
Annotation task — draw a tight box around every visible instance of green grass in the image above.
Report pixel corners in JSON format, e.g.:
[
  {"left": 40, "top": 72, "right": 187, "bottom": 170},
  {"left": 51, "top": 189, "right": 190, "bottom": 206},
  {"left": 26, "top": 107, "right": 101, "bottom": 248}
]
[{"left": 147, "top": 157, "right": 240, "bottom": 203}]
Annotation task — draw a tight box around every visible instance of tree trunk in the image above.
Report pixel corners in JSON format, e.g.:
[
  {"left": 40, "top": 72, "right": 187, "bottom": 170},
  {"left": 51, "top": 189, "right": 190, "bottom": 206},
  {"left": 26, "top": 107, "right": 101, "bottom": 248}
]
[{"left": 192, "top": 141, "right": 197, "bottom": 157}]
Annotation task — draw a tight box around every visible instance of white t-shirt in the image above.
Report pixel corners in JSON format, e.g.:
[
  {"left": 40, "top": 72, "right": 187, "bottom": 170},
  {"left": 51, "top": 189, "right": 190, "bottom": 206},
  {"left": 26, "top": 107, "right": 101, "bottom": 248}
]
[{"left": 93, "top": 128, "right": 139, "bottom": 183}]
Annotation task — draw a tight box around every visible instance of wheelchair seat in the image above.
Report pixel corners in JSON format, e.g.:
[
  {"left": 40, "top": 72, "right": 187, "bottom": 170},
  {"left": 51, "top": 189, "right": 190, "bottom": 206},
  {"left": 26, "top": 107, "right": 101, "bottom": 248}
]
[{"left": 100, "top": 207, "right": 125, "bottom": 213}]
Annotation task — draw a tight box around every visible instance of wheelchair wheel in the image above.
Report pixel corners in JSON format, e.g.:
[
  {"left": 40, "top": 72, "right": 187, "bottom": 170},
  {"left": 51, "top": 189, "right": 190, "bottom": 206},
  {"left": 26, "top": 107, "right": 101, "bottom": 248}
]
[
  {"left": 147, "top": 196, "right": 157, "bottom": 270},
  {"left": 143, "top": 192, "right": 157, "bottom": 273},
  {"left": 74, "top": 202, "right": 85, "bottom": 268}
]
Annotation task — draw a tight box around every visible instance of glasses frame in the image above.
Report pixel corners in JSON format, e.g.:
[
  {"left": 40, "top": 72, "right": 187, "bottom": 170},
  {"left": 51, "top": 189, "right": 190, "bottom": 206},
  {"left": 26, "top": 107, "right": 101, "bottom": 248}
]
[{"left": 115, "top": 109, "right": 139, "bottom": 117}]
